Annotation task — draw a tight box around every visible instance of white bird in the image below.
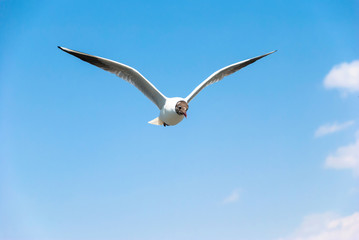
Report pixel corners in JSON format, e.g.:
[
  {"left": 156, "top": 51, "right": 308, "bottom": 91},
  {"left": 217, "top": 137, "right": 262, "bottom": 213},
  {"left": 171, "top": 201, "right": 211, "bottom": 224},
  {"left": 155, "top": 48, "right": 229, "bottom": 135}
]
[{"left": 58, "top": 46, "right": 275, "bottom": 126}]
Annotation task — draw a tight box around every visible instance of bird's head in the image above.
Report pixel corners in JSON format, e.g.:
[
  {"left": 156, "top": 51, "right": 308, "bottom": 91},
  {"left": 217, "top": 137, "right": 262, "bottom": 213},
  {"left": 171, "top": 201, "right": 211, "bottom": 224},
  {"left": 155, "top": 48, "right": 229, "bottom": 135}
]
[{"left": 175, "top": 101, "right": 189, "bottom": 118}]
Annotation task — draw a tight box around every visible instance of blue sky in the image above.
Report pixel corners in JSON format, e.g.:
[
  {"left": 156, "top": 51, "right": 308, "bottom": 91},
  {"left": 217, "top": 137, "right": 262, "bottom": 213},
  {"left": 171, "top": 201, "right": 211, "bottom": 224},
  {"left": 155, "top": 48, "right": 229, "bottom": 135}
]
[{"left": 1, "top": 0, "right": 358, "bottom": 240}]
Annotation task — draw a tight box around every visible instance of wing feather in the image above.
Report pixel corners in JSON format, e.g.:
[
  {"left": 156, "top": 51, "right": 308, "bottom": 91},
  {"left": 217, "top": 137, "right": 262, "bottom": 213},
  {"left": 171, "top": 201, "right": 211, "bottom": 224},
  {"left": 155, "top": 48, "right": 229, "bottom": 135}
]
[
  {"left": 185, "top": 51, "right": 276, "bottom": 103},
  {"left": 58, "top": 46, "right": 167, "bottom": 109}
]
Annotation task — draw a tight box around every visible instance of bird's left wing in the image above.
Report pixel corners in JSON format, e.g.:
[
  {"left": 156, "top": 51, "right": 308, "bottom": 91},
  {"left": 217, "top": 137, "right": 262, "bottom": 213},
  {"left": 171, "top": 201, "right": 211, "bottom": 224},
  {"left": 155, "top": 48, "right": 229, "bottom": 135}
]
[
  {"left": 58, "top": 46, "right": 167, "bottom": 109},
  {"left": 185, "top": 51, "right": 276, "bottom": 103}
]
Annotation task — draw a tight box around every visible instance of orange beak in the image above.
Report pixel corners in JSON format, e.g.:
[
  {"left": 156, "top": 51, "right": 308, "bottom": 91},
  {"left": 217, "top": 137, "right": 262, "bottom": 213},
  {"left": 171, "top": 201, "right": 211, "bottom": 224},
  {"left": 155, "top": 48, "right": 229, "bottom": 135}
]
[{"left": 183, "top": 112, "right": 187, "bottom": 118}]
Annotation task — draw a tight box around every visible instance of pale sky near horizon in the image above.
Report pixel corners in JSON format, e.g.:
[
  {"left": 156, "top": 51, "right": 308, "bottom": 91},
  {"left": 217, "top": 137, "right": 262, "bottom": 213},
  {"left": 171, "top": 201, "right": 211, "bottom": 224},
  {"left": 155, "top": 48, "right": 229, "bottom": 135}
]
[{"left": 1, "top": 0, "right": 359, "bottom": 240}]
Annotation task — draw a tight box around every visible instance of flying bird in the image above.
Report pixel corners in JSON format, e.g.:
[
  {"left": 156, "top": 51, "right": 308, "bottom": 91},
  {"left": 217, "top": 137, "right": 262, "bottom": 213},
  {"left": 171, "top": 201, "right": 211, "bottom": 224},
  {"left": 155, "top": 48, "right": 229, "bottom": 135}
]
[{"left": 58, "top": 46, "right": 275, "bottom": 126}]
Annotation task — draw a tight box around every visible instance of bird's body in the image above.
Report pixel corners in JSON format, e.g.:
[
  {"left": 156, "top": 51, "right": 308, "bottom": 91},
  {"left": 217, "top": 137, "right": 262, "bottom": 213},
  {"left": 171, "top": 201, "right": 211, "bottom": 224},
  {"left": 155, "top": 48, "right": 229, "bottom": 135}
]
[
  {"left": 58, "top": 46, "right": 275, "bottom": 126},
  {"left": 159, "top": 97, "right": 186, "bottom": 126}
]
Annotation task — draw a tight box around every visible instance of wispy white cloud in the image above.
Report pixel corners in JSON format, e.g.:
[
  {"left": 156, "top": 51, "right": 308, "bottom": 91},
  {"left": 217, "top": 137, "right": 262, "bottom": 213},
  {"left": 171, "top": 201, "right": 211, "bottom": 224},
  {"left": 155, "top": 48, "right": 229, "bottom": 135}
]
[
  {"left": 314, "top": 121, "right": 354, "bottom": 137},
  {"left": 222, "top": 189, "right": 240, "bottom": 204},
  {"left": 324, "top": 60, "right": 359, "bottom": 94},
  {"left": 325, "top": 130, "right": 359, "bottom": 176},
  {"left": 278, "top": 212, "right": 359, "bottom": 240}
]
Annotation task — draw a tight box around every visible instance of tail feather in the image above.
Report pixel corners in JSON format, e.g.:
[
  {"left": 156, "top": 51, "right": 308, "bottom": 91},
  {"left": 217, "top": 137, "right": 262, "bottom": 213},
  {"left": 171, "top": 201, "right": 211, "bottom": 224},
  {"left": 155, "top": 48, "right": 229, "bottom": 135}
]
[{"left": 148, "top": 117, "right": 164, "bottom": 126}]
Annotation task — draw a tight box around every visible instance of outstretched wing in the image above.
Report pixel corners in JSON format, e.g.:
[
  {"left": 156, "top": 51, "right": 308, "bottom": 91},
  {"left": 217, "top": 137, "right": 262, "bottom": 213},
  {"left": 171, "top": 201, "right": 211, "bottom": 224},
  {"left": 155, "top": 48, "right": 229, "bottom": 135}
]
[
  {"left": 58, "top": 46, "right": 167, "bottom": 109},
  {"left": 185, "top": 51, "right": 276, "bottom": 103}
]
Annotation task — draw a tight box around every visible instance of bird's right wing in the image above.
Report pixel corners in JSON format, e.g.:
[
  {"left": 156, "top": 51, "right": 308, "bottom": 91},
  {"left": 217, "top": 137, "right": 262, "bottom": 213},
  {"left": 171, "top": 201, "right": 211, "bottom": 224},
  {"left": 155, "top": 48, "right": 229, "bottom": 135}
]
[
  {"left": 185, "top": 51, "right": 276, "bottom": 103},
  {"left": 58, "top": 46, "right": 167, "bottom": 109}
]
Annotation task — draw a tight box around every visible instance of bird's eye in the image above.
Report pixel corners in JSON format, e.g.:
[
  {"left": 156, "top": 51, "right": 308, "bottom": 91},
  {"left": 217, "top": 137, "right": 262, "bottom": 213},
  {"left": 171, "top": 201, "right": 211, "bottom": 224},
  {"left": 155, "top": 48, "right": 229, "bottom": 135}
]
[{"left": 178, "top": 106, "right": 182, "bottom": 109}]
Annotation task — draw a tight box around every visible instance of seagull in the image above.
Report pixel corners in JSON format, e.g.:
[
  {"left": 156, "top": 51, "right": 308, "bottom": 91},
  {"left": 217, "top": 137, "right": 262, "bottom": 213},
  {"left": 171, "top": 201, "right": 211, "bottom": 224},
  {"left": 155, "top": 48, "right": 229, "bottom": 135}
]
[{"left": 58, "top": 46, "right": 275, "bottom": 126}]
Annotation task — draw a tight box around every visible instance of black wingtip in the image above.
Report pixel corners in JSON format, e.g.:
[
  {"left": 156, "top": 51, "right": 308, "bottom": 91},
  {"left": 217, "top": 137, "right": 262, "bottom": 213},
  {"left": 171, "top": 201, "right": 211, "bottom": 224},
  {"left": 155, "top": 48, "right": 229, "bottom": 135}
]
[
  {"left": 58, "top": 46, "right": 69, "bottom": 52},
  {"left": 266, "top": 50, "right": 277, "bottom": 56}
]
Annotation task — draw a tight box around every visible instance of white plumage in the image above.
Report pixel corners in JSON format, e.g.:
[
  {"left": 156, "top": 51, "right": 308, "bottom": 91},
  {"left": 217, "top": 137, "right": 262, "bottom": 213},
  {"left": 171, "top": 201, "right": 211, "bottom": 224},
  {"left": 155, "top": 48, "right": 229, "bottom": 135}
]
[{"left": 58, "top": 46, "right": 275, "bottom": 126}]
